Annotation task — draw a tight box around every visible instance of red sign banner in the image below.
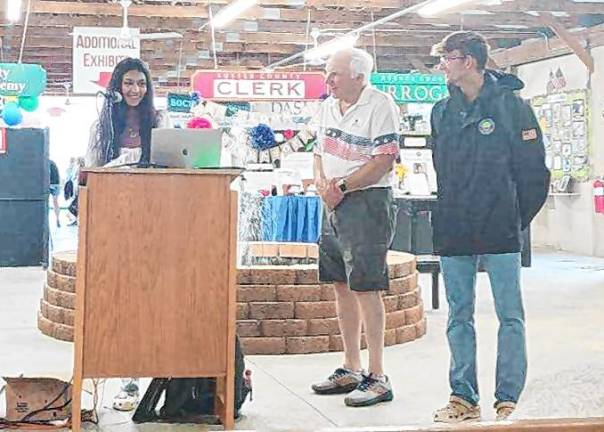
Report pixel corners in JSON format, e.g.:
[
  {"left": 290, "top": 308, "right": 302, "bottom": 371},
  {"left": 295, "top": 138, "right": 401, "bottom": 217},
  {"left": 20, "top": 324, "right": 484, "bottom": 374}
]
[
  {"left": 0, "top": 129, "right": 6, "bottom": 154},
  {"left": 191, "top": 71, "right": 327, "bottom": 101}
]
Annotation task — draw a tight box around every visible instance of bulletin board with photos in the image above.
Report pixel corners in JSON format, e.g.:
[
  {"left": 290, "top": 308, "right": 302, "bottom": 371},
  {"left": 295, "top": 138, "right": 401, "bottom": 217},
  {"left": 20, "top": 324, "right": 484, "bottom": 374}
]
[{"left": 531, "top": 89, "right": 590, "bottom": 181}]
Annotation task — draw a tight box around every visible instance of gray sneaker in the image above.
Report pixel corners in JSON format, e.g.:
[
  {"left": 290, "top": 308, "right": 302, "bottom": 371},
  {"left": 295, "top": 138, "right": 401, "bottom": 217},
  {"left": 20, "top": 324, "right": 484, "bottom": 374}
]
[
  {"left": 311, "top": 367, "right": 363, "bottom": 395},
  {"left": 344, "top": 373, "right": 394, "bottom": 407}
]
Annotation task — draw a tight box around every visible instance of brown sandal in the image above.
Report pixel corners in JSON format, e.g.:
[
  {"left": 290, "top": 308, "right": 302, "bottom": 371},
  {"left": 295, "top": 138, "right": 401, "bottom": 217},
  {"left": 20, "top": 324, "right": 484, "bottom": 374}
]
[
  {"left": 495, "top": 401, "right": 516, "bottom": 421},
  {"left": 434, "top": 396, "right": 481, "bottom": 423}
]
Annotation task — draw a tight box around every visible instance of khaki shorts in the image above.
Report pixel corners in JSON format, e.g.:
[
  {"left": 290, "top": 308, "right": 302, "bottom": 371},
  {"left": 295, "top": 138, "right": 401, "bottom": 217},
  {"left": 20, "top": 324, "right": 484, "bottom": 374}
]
[{"left": 319, "top": 187, "right": 396, "bottom": 291}]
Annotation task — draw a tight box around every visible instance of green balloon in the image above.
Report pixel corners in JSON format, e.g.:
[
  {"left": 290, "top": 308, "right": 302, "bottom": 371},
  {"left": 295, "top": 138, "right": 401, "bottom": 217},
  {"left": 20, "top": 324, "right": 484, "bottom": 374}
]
[{"left": 18, "top": 96, "right": 39, "bottom": 112}]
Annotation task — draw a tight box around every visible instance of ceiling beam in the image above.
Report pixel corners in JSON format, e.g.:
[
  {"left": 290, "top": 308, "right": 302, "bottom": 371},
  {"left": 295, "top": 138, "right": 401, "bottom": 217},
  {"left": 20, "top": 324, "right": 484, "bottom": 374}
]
[
  {"left": 20, "top": 0, "right": 209, "bottom": 18},
  {"left": 486, "top": 57, "right": 500, "bottom": 70},
  {"left": 142, "top": 0, "right": 416, "bottom": 8},
  {"left": 491, "top": 22, "right": 604, "bottom": 68},
  {"left": 407, "top": 54, "right": 430, "bottom": 73},
  {"left": 538, "top": 12, "right": 594, "bottom": 73},
  {"left": 487, "top": 0, "right": 604, "bottom": 14}
]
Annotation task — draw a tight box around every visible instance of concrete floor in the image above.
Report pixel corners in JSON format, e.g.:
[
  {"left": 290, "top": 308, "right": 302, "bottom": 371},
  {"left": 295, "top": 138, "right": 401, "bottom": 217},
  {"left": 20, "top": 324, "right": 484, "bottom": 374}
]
[{"left": 1, "top": 220, "right": 604, "bottom": 430}]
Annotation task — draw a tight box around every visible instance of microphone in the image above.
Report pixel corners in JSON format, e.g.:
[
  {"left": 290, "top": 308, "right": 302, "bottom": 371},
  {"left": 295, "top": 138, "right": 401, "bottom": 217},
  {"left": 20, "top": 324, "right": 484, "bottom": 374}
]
[{"left": 98, "top": 89, "right": 123, "bottom": 104}]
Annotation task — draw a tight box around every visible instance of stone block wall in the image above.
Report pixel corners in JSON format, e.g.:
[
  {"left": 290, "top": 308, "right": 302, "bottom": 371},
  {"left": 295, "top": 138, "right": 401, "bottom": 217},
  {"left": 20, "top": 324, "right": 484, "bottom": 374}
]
[{"left": 39, "top": 247, "right": 427, "bottom": 353}]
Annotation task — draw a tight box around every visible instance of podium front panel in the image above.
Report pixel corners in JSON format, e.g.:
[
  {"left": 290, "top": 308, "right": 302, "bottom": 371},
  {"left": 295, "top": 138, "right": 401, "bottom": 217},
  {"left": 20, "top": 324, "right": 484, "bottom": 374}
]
[{"left": 79, "top": 170, "right": 238, "bottom": 378}]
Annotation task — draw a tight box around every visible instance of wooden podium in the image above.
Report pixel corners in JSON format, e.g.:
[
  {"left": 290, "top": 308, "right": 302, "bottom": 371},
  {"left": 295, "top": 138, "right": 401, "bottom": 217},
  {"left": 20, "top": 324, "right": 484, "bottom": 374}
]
[{"left": 71, "top": 168, "right": 242, "bottom": 431}]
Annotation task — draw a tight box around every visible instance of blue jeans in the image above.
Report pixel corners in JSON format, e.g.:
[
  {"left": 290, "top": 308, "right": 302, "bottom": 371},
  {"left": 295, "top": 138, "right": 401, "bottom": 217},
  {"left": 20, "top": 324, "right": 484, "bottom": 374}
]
[
  {"left": 441, "top": 253, "right": 526, "bottom": 406},
  {"left": 120, "top": 378, "right": 139, "bottom": 395}
]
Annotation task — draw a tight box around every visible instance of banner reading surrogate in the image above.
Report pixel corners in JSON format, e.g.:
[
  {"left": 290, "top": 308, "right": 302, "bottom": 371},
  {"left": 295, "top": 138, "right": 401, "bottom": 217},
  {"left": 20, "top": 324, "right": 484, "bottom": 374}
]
[
  {"left": 72, "top": 27, "right": 140, "bottom": 94},
  {"left": 192, "top": 71, "right": 327, "bottom": 101}
]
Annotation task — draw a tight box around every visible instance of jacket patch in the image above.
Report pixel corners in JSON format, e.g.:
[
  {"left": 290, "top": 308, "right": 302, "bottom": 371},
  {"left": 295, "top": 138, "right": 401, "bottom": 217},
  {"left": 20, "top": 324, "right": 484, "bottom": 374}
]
[
  {"left": 478, "top": 118, "right": 496, "bottom": 135},
  {"left": 522, "top": 128, "right": 538, "bottom": 141}
]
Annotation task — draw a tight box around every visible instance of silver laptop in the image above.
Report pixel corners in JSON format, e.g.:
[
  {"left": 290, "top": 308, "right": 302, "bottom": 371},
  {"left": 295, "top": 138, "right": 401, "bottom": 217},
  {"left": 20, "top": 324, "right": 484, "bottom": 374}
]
[{"left": 150, "top": 128, "right": 223, "bottom": 169}]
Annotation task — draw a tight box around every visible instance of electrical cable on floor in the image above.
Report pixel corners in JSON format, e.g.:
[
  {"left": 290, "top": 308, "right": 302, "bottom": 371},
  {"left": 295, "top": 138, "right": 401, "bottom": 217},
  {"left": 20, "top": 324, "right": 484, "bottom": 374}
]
[{"left": 0, "top": 377, "right": 99, "bottom": 429}]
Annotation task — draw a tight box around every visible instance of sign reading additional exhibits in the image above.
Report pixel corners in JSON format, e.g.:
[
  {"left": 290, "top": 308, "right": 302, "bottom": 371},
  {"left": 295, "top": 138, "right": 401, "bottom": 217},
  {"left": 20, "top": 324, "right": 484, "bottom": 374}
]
[
  {"left": 0, "top": 64, "right": 46, "bottom": 97},
  {"left": 191, "top": 71, "right": 327, "bottom": 101},
  {"left": 72, "top": 27, "right": 140, "bottom": 94},
  {"left": 371, "top": 73, "right": 448, "bottom": 104}
]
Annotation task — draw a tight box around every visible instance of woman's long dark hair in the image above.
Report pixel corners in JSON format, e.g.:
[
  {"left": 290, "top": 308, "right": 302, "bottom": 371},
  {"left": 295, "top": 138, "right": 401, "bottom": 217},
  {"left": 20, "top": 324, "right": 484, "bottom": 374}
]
[{"left": 93, "top": 58, "right": 158, "bottom": 165}]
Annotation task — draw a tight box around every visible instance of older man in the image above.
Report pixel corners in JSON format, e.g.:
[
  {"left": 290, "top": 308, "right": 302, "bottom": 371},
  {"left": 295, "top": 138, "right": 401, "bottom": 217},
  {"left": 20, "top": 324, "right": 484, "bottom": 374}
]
[{"left": 311, "top": 47, "right": 400, "bottom": 407}]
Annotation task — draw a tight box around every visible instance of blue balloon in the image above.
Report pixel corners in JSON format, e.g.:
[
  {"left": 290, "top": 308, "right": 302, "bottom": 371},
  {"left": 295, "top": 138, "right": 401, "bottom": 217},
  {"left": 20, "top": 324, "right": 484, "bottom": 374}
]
[{"left": 3, "top": 102, "right": 23, "bottom": 126}]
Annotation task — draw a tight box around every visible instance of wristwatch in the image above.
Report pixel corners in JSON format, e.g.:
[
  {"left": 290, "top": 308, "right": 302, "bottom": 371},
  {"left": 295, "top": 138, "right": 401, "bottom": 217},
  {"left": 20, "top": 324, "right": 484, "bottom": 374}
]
[{"left": 337, "top": 178, "right": 348, "bottom": 193}]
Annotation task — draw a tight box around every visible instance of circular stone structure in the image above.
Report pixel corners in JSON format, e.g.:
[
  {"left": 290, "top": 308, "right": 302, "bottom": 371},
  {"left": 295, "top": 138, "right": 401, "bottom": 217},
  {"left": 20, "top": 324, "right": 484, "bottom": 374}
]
[{"left": 39, "top": 246, "right": 426, "bottom": 353}]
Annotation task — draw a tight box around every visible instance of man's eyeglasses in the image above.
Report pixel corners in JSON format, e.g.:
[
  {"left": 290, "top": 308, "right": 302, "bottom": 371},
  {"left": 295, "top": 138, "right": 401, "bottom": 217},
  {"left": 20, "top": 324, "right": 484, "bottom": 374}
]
[{"left": 440, "top": 55, "right": 467, "bottom": 64}]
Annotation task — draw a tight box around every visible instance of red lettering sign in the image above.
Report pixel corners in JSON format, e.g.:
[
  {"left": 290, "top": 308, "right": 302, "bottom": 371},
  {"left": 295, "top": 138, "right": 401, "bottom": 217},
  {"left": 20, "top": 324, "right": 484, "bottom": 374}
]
[
  {"left": 191, "top": 71, "right": 326, "bottom": 101},
  {"left": 0, "top": 129, "right": 6, "bottom": 154}
]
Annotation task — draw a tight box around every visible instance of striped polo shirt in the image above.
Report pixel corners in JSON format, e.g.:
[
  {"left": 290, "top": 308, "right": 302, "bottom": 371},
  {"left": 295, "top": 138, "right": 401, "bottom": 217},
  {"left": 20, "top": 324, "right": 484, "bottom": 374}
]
[{"left": 314, "top": 85, "right": 400, "bottom": 188}]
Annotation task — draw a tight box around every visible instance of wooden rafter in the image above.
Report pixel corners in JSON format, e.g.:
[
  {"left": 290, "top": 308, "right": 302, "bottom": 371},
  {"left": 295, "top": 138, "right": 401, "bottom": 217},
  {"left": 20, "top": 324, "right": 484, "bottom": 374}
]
[
  {"left": 491, "top": 22, "right": 604, "bottom": 68},
  {"left": 538, "top": 12, "right": 595, "bottom": 72},
  {"left": 407, "top": 54, "right": 430, "bottom": 73},
  {"left": 0, "top": 0, "right": 603, "bottom": 92},
  {"left": 488, "top": 0, "right": 604, "bottom": 14}
]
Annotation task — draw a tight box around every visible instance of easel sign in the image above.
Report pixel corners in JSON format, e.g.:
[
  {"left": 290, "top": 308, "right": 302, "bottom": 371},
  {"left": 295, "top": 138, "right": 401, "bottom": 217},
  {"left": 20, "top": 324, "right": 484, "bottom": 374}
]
[{"left": 0, "top": 129, "right": 7, "bottom": 154}]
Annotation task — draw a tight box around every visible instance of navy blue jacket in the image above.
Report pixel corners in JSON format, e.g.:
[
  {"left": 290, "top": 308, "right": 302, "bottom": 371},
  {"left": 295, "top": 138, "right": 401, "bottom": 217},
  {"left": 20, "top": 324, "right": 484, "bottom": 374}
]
[{"left": 430, "top": 70, "right": 550, "bottom": 256}]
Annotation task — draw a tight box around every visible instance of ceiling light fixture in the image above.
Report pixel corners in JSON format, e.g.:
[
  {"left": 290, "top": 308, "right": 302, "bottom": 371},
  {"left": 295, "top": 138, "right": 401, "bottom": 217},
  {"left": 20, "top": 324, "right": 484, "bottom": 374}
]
[
  {"left": 211, "top": 0, "right": 258, "bottom": 29},
  {"left": 418, "top": 0, "right": 479, "bottom": 17},
  {"left": 6, "top": 0, "right": 22, "bottom": 22}
]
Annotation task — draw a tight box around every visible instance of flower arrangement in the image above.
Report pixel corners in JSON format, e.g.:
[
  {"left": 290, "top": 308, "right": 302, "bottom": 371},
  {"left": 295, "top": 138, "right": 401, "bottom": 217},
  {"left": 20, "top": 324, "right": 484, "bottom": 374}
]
[
  {"left": 249, "top": 123, "right": 276, "bottom": 151},
  {"left": 187, "top": 117, "right": 213, "bottom": 129}
]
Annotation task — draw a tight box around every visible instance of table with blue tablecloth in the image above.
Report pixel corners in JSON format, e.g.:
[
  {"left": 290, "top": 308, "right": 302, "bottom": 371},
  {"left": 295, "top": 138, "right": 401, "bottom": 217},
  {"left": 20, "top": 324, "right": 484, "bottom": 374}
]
[{"left": 262, "top": 195, "right": 322, "bottom": 243}]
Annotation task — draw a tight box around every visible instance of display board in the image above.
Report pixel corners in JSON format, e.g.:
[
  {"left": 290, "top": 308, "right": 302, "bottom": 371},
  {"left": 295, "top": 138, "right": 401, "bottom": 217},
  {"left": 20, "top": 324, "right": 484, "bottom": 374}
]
[{"left": 532, "top": 89, "right": 590, "bottom": 180}]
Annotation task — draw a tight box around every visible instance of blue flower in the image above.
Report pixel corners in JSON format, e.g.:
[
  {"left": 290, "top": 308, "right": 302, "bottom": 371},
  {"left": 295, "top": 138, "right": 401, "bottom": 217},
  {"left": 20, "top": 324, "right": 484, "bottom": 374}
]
[{"left": 249, "top": 123, "right": 276, "bottom": 151}]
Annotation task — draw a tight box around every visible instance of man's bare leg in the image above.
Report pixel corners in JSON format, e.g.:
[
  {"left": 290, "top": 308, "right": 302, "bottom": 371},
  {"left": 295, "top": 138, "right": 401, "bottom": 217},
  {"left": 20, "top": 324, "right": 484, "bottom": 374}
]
[
  {"left": 334, "top": 282, "right": 362, "bottom": 371},
  {"left": 356, "top": 291, "right": 385, "bottom": 376}
]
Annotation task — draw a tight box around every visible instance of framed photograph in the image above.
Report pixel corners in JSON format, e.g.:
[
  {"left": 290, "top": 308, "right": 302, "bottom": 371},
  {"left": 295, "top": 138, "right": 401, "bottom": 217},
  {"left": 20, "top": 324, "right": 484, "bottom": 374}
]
[
  {"left": 553, "top": 103, "right": 561, "bottom": 122},
  {"left": 562, "top": 105, "right": 572, "bottom": 125},
  {"left": 571, "top": 139, "right": 586, "bottom": 152},
  {"left": 558, "top": 175, "right": 571, "bottom": 192},
  {"left": 573, "top": 154, "right": 587, "bottom": 168},
  {"left": 562, "top": 143, "right": 572, "bottom": 157},
  {"left": 544, "top": 109, "right": 553, "bottom": 127},
  {"left": 572, "top": 100, "right": 585, "bottom": 119},
  {"left": 562, "top": 158, "right": 571, "bottom": 172},
  {"left": 572, "top": 121, "right": 585, "bottom": 138},
  {"left": 562, "top": 128, "right": 572, "bottom": 142},
  {"left": 399, "top": 149, "right": 437, "bottom": 194}
]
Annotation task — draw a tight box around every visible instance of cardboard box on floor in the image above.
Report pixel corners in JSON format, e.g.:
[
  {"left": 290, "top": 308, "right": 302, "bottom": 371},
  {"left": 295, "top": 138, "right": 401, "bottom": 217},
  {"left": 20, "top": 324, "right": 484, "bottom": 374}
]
[{"left": 3, "top": 377, "right": 71, "bottom": 421}]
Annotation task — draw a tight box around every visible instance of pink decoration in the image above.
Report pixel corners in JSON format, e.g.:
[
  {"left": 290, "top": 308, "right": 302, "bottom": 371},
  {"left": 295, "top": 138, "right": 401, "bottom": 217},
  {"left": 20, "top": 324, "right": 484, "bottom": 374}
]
[
  {"left": 283, "top": 129, "right": 295, "bottom": 140},
  {"left": 187, "top": 117, "right": 213, "bottom": 129},
  {"left": 47, "top": 107, "right": 66, "bottom": 117}
]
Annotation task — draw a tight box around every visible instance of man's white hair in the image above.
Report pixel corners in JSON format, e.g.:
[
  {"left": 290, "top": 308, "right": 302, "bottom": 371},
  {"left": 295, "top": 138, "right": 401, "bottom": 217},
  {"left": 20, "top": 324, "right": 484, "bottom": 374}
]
[{"left": 348, "top": 48, "right": 374, "bottom": 84}]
